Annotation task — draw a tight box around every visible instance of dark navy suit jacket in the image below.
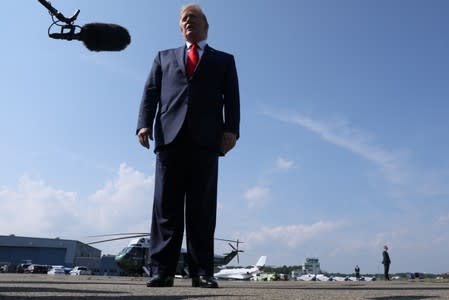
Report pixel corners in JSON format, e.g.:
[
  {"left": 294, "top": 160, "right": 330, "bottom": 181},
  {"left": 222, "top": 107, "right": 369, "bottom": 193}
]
[{"left": 137, "top": 45, "right": 240, "bottom": 153}]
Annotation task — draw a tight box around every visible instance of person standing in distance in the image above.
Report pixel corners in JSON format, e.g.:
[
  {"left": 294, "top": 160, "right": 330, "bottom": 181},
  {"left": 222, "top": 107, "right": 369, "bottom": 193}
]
[
  {"left": 136, "top": 3, "right": 240, "bottom": 288},
  {"left": 382, "top": 245, "right": 391, "bottom": 280},
  {"left": 354, "top": 265, "right": 360, "bottom": 279}
]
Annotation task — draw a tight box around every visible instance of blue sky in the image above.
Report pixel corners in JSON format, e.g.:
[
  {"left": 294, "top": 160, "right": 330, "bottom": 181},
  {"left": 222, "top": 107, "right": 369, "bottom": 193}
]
[{"left": 1, "top": 0, "right": 449, "bottom": 274}]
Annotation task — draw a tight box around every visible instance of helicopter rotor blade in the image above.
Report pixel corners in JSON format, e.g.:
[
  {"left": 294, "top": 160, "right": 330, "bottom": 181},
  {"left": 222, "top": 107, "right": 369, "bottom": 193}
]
[
  {"left": 226, "top": 240, "right": 244, "bottom": 264},
  {"left": 87, "top": 233, "right": 149, "bottom": 245},
  {"left": 86, "top": 233, "right": 150, "bottom": 238},
  {"left": 214, "top": 237, "right": 243, "bottom": 244},
  {"left": 228, "top": 242, "right": 237, "bottom": 251},
  {"left": 87, "top": 234, "right": 238, "bottom": 242},
  {"left": 86, "top": 233, "right": 243, "bottom": 248}
]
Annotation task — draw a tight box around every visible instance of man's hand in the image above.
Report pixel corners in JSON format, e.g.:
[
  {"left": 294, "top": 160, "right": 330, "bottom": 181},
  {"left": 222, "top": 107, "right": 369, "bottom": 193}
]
[
  {"left": 222, "top": 132, "right": 237, "bottom": 154},
  {"left": 137, "top": 127, "right": 153, "bottom": 149}
]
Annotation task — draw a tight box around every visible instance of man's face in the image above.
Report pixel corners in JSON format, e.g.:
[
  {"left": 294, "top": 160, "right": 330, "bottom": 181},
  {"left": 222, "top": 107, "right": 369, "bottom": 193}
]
[{"left": 180, "top": 8, "right": 207, "bottom": 43}]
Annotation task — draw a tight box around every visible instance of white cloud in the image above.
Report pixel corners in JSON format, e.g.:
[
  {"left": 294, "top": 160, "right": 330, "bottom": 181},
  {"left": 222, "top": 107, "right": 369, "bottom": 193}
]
[
  {"left": 87, "top": 163, "right": 154, "bottom": 227},
  {"left": 242, "top": 221, "right": 345, "bottom": 248},
  {"left": 244, "top": 185, "right": 270, "bottom": 208},
  {"left": 0, "top": 176, "right": 78, "bottom": 236},
  {"left": 241, "top": 158, "right": 294, "bottom": 209},
  {"left": 328, "top": 230, "right": 395, "bottom": 258},
  {"left": 436, "top": 214, "right": 449, "bottom": 226},
  {"left": 217, "top": 201, "right": 224, "bottom": 210},
  {"left": 0, "top": 163, "right": 154, "bottom": 254},
  {"left": 265, "top": 110, "right": 409, "bottom": 185},
  {"left": 276, "top": 157, "right": 295, "bottom": 171},
  {"left": 79, "top": 53, "right": 144, "bottom": 82}
]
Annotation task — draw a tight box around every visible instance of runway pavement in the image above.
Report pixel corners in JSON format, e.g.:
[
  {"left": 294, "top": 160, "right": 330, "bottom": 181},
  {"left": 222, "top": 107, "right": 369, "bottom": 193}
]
[{"left": 1, "top": 273, "right": 449, "bottom": 300}]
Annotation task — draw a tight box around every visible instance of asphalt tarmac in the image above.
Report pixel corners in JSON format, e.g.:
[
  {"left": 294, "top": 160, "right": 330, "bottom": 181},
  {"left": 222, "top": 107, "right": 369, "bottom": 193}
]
[{"left": 1, "top": 274, "right": 449, "bottom": 300}]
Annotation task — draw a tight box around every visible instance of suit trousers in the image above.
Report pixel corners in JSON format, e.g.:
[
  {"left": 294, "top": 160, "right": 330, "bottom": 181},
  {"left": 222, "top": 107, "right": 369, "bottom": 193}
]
[
  {"left": 384, "top": 264, "right": 390, "bottom": 280},
  {"left": 149, "top": 121, "right": 219, "bottom": 277}
]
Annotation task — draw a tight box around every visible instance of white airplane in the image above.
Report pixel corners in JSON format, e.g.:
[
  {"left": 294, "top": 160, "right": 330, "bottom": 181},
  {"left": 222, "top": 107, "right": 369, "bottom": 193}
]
[
  {"left": 296, "top": 274, "right": 317, "bottom": 281},
  {"left": 331, "top": 275, "right": 376, "bottom": 282},
  {"left": 214, "top": 256, "right": 267, "bottom": 280},
  {"left": 296, "top": 274, "right": 377, "bottom": 282},
  {"left": 316, "top": 274, "right": 331, "bottom": 281},
  {"left": 296, "top": 274, "right": 331, "bottom": 281},
  {"left": 358, "top": 276, "right": 377, "bottom": 281},
  {"left": 332, "top": 276, "right": 350, "bottom": 282}
]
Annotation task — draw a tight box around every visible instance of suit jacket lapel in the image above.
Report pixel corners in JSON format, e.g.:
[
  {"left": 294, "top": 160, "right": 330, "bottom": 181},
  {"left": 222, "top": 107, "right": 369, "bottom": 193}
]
[
  {"left": 195, "top": 45, "right": 210, "bottom": 75},
  {"left": 175, "top": 46, "right": 186, "bottom": 77},
  {"left": 176, "top": 44, "right": 213, "bottom": 78}
]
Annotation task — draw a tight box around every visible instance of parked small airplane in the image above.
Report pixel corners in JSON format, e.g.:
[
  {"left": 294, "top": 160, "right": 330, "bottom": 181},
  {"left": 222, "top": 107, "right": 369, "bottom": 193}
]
[
  {"left": 296, "top": 273, "right": 318, "bottom": 281},
  {"left": 213, "top": 256, "right": 267, "bottom": 280},
  {"left": 349, "top": 275, "right": 376, "bottom": 281},
  {"left": 330, "top": 275, "right": 349, "bottom": 281},
  {"left": 87, "top": 233, "right": 242, "bottom": 277},
  {"left": 295, "top": 273, "right": 377, "bottom": 282},
  {"left": 296, "top": 274, "right": 333, "bottom": 281}
]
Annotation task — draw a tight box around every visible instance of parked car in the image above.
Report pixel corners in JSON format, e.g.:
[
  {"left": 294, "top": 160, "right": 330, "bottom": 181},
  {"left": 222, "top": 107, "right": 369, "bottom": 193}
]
[
  {"left": 16, "top": 262, "right": 32, "bottom": 273},
  {"left": 26, "top": 264, "right": 48, "bottom": 274},
  {"left": 47, "top": 266, "right": 65, "bottom": 275},
  {"left": 69, "top": 266, "right": 92, "bottom": 275},
  {"left": 0, "top": 264, "right": 10, "bottom": 273},
  {"left": 64, "top": 267, "right": 72, "bottom": 275}
]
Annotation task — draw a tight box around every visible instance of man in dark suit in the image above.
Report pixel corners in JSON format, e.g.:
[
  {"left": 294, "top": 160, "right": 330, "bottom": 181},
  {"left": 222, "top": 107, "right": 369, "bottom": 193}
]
[
  {"left": 136, "top": 4, "right": 240, "bottom": 288},
  {"left": 382, "top": 245, "right": 391, "bottom": 280},
  {"left": 354, "top": 265, "right": 360, "bottom": 279}
]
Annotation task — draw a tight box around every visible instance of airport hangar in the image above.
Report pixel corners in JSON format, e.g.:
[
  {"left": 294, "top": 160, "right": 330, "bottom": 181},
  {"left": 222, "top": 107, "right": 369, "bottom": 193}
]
[{"left": 0, "top": 235, "right": 123, "bottom": 275}]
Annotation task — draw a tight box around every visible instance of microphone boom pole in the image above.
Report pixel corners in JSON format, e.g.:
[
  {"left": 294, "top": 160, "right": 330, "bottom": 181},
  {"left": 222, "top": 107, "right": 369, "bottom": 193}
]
[
  {"left": 38, "top": 0, "right": 131, "bottom": 51},
  {"left": 37, "top": 0, "right": 80, "bottom": 25}
]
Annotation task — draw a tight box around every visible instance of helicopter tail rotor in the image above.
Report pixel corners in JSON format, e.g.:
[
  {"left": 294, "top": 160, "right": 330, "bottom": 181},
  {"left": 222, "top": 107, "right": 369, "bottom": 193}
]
[{"left": 227, "top": 239, "right": 244, "bottom": 264}]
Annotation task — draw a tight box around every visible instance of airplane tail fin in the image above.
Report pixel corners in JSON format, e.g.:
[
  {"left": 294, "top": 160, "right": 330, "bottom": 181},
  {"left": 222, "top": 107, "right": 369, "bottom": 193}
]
[{"left": 255, "top": 256, "right": 267, "bottom": 268}]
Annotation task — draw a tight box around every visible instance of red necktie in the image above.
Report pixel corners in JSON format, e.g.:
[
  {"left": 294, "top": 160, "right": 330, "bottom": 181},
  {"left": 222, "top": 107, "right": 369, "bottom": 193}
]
[{"left": 186, "top": 43, "right": 199, "bottom": 78}]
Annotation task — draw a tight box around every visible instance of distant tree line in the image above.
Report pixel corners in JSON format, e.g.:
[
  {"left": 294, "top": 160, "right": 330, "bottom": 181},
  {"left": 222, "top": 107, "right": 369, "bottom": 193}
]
[
  {"left": 263, "top": 265, "right": 303, "bottom": 274},
  {"left": 258, "top": 266, "right": 446, "bottom": 279}
]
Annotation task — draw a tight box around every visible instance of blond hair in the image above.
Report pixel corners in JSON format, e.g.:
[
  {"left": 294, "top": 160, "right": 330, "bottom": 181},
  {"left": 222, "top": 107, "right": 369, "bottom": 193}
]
[{"left": 179, "top": 4, "right": 209, "bottom": 30}]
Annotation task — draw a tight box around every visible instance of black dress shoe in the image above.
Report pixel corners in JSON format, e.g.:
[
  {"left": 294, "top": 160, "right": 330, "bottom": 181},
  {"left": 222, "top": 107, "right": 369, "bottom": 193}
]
[
  {"left": 146, "top": 275, "right": 174, "bottom": 287},
  {"left": 192, "top": 276, "right": 218, "bottom": 288},
  {"left": 191, "top": 277, "right": 200, "bottom": 287}
]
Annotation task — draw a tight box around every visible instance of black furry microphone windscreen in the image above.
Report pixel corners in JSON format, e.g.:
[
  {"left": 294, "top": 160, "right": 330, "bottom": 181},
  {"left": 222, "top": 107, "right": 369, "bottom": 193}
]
[{"left": 80, "top": 23, "right": 131, "bottom": 52}]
